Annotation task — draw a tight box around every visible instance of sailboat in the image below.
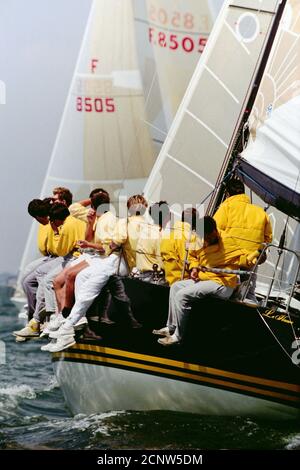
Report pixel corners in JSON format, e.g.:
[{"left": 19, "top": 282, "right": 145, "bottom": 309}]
[
  {"left": 52, "top": 0, "right": 300, "bottom": 419},
  {"left": 12, "top": 0, "right": 223, "bottom": 306}
]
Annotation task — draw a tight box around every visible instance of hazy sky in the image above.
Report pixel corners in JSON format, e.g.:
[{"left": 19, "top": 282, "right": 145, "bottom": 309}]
[{"left": 0, "top": 0, "right": 92, "bottom": 274}]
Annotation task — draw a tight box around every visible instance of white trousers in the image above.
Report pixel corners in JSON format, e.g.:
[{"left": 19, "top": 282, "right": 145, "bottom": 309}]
[{"left": 66, "top": 254, "right": 127, "bottom": 327}]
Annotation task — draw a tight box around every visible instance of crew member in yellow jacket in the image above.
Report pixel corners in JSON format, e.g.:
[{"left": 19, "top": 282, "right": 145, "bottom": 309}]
[
  {"left": 136, "top": 201, "right": 171, "bottom": 276},
  {"left": 14, "top": 203, "right": 85, "bottom": 338},
  {"left": 160, "top": 208, "right": 199, "bottom": 285},
  {"left": 213, "top": 178, "right": 272, "bottom": 301},
  {"left": 52, "top": 189, "right": 116, "bottom": 317},
  {"left": 153, "top": 216, "right": 260, "bottom": 346},
  {"left": 213, "top": 178, "right": 272, "bottom": 251},
  {"left": 61, "top": 187, "right": 105, "bottom": 223},
  {"left": 111, "top": 194, "right": 148, "bottom": 271}
]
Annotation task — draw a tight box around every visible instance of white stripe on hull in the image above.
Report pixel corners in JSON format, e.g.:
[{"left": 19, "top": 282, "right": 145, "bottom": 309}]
[{"left": 53, "top": 360, "right": 299, "bottom": 420}]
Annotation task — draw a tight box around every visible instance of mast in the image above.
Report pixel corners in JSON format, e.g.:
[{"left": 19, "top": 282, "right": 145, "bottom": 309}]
[{"left": 208, "top": 0, "right": 288, "bottom": 215}]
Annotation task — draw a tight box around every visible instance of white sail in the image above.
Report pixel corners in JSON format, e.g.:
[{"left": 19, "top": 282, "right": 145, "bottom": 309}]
[
  {"left": 144, "top": 0, "right": 283, "bottom": 213},
  {"left": 238, "top": 0, "right": 300, "bottom": 221},
  {"left": 133, "top": 0, "right": 225, "bottom": 151},
  {"left": 16, "top": 0, "right": 156, "bottom": 292}
]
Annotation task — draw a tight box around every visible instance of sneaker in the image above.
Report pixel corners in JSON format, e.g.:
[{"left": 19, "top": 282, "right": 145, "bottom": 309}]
[
  {"left": 13, "top": 319, "right": 40, "bottom": 338},
  {"left": 39, "top": 324, "right": 50, "bottom": 338},
  {"left": 158, "top": 334, "right": 180, "bottom": 346},
  {"left": 74, "top": 317, "right": 88, "bottom": 330},
  {"left": 41, "top": 339, "right": 57, "bottom": 351},
  {"left": 48, "top": 335, "right": 76, "bottom": 352},
  {"left": 15, "top": 335, "right": 27, "bottom": 343},
  {"left": 82, "top": 327, "right": 102, "bottom": 341},
  {"left": 49, "top": 323, "right": 75, "bottom": 339},
  {"left": 100, "top": 317, "right": 116, "bottom": 325},
  {"left": 152, "top": 327, "right": 171, "bottom": 337},
  {"left": 48, "top": 314, "right": 65, "bottom": 332},
  {"left": 18, "top": 311, "right": 28, "bottom": 320}
]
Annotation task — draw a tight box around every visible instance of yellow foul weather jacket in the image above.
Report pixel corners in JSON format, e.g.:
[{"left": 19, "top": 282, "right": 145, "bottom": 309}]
[
  {"left": 160, "top": 221, "right": 199, "bottom": 285},
  {"left": 188, "top": 233, "right": 259, "bottom": 289},
  {"left": 214, "top": 194, "right": 272, "bottom": 252}
]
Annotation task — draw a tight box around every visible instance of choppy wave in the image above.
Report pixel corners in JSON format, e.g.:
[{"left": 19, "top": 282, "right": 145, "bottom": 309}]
[
  {"left": 1, "top": 286, "right": 300, "bottom": 450},
  {"left": 285, "top": 434, "right": 300, "bottom": 450},
  {"left": 42, "top": 376, "right": 59, "bottom": 392},
  {"left": 0, "top": 384, "right": 36, "bottom": 401}
]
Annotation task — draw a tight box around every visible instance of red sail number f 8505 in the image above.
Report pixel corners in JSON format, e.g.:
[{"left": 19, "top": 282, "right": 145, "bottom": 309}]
[
  {"left": 76, "top": 97, "right": 115, "bottom": 113},
  {"left": 149, "top": 27, "right": 207, "bottom": 53}
]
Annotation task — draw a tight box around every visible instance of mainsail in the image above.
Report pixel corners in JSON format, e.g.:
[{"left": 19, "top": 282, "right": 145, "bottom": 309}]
[
  {"left": 16, "top": 0, "right": 156, "bottom": 289},
  {"left": 144, "top": 0, "right": 285, "bottom": 211}
]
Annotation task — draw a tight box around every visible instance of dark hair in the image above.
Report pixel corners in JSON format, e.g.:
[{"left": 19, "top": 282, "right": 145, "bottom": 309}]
[
  {"left": 181, "top": 208, "right": 198, "bottom": 231},
  {"left": 52, "top": 187, "right": 73, "bottom": 207},
  {"left": 195, "top": 216, "right": 217, "bottom": 238},
  {"left": 49, "top": 203, "right": 70, "bottom": 221},
  {"left": 203, "top": 216, "right": 217, "bottom": 235},
  {"left": 127, "top": 194, "right": 148, "bottom": 216},
  {"left": 28, "top": 199, "right": 50, "bottom": 218},
  {"left": 91, "top": 190, "right": 110, "bottom": 210},
  {"left": 42, "top": 197, "right": 55, "bottom": 212},
  {"left": 225, "top": 178, "right": 245, "bottom": 196},
  {"left": 149, "top": 201, "right": 170, "bottom": 227},
  {"left": 89, "top": 187, "right": 108, "bottom": 198}
]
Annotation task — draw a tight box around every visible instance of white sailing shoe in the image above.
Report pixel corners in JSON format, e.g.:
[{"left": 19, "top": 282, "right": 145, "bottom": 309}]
[
  {"left": 49, "top": 323, "right": 75, "bottom": 339},
  {"left": 41, "top": 340, "right": 57, "bottom": 352},
  {"left": 48, "top": 335, "right": 76, "bottom": 352},
  {"left": 18, "top": 303, "right": 29, "bottom": 319},
  {"left": 15, "top": 335, "right": 27, "bottom": 343},
  {"left": 152, "top": 327, "right": 171, "bottom": 337},
  {"left": 158, "top": 334, "right": 180, "bottom": 346},
  {"left": 13, "top": 319, "right": 40, "bottom": 338},
  {"left": 47, "top": 314, "right": 65, "bottom": 332},
  {"left": 18, "top": 310, "right": 28, "bottom": 320},
  {"left": 74, "top": 317, "right": 88, "bottom": 330}
]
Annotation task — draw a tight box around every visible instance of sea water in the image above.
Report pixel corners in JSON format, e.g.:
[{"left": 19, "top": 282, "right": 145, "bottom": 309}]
[{"left": 0, "top": 286, "right": 300, "bottom": 450}]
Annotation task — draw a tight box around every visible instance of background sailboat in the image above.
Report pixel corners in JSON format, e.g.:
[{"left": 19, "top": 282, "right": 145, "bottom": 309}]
[
  {"left": 14, "top": 0, "right": 156, "bottom": 299},
  {"left": 134, "top": 0, "right": 224, "bottom": 143}
]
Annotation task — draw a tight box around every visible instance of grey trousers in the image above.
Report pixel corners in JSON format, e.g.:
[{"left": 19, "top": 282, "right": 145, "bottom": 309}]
[
  {"left": 32, "top": 257, "right": 65, "bottom": 321},
  {"left": 21, "top": 257, "right": 54, "bottom": 319},
  {"left": 32, "top": 255, "right": 80, "bottom": 321},
  {"left": 167, "top": 279, "right": 234, "bottom": 341}
]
